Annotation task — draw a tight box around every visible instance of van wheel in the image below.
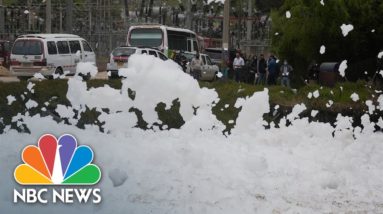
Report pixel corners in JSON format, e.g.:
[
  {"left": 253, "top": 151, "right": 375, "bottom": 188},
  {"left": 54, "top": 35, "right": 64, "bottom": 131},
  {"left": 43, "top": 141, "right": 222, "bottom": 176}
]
[
  {"left": 17, "top": 76, "right": 30, "bottom": 81},
  {"left": 55, "top": 67, "right": 64, "bottom": 75}
]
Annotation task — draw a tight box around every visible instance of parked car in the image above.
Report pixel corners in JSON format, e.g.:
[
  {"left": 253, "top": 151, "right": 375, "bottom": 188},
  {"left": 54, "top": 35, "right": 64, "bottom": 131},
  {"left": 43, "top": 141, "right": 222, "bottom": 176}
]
[
  {"left": 186, "top": 53, "right": 219, "bottom": 81},
  {"left": 204, "top": 48, "right": 223, "bottom": 66},
  {"left": 9, "top": 34, "right": 96, "bottom": 78},
  {"left": 107, "top": 46, "right": 168, "bottom": 78},
  {"left": 0, "top": 40, "right": 11, "bottom": 69}
]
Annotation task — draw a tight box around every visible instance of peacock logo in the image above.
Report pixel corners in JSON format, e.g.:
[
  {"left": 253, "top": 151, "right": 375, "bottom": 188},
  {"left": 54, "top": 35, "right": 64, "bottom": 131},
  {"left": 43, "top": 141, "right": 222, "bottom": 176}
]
[{"left": 14, "top": 134, "right": 101, "bottom": 185}]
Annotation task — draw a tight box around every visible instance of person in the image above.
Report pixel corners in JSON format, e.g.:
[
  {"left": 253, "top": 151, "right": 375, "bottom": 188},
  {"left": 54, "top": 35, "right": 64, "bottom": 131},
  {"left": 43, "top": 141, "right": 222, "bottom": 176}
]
[
  {"left": 250, "top": 55, "right": 258, "bottom": 84},
  {"left": 221, "top": 60, "right": 231, "bottom": 80},
  {"left": 280, "top": 60, "right": 293, "bottom": 88},
  {"left": 190, "top": 53, "right": 203, "bottom": 80},
  {"left": 256, "top": 54, "right": 267, "bottom": 85},
  {"left": 267, "top": 55, "right": 278, "bottom": 85},
  {"left": 307, "top": 60, "right": 319, "bottom": 82},
  {"left": 233, "top": 52, "right": 245, "bottom": 82}
]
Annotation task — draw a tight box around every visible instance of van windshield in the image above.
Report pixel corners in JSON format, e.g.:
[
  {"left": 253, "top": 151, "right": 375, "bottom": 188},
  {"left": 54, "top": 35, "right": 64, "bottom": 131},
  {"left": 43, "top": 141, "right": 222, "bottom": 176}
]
[
  {"left": 112, "top": 48, "right": 136, "bottom": 57},
  {"left": 12, "top": 40, "right": 43, "bottom": 55},
  {"left": 130, "top": 28, "right": 163, "bottom": 47}
]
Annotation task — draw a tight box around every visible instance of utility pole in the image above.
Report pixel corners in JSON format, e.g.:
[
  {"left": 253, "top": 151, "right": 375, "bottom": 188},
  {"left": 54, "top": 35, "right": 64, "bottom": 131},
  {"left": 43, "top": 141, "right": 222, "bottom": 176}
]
[
  {"left": 46, "top": 0, "right": 52, "bottom": 33},
  {"left": 186, "top": 0, "right": 192, "bottom": 30},
  {"left": 27, "top": 0, "right": 32, "bottom": 31},
  {"left": 124, "top": 0, "right": 129, "bottom": 25},
  {"left": 108, "top": 0, "right": 112, "bottom": 52},
  {"left": 59, "top": 6, "right": 63, "bottom": 32},
  {"left": 246, "top": 0, "right": 252, "bottom": 54},
  {"left": 124, "top": 0, "right": 129, "bottom": 17},
  {"left": 148, "top": 0, "right": 153, "bottom": 18},
  {"left": 66, "top": 0, "right": 73, "bottom": 33},
  {"left": 88, "top": 4, "right": 92, "bottom": 36},
  {"left": 222, "top": 0, "right": 230, "bottom": 51},
  {"left": 0, "top": 0, "right": 4, "bottom": 35},
  {"left": 140, "top": 0, "right": 146, "bottom": 20}
]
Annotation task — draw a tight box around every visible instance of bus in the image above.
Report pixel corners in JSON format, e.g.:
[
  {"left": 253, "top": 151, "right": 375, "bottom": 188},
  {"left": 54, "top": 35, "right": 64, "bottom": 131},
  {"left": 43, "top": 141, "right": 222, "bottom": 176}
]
[{"left": 127, "top": 25, "right": 199, "bottom": 58}]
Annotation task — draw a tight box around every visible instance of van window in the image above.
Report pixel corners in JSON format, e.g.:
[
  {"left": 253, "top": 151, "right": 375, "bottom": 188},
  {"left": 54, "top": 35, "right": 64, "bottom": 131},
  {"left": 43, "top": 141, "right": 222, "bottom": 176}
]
[
  {"left": 141, "top": 50, "right": 147, "bottom": 54},
  {"left": 47, "top": 41, "right": 57, "bottom": 55},
  {"left": 201, "top": 55, "right": 206, "bottom": 65},
  {"left": 69, "top": 41, "right": 81, "bottom": 54},
  {"left": 57, "top": 41, "right": 70, "bottom": 54},
  {"left": 82, "top": 41, "right": 93, "bottom": 52},
  {"left": 148, "top": 50, "right": 157, "bottom": 57},
  {"left": 158, "top": 52, "right": 168, "bottom": 61},
  {"left": 12, "top": 40, "right": 43, "bottom": 55}
]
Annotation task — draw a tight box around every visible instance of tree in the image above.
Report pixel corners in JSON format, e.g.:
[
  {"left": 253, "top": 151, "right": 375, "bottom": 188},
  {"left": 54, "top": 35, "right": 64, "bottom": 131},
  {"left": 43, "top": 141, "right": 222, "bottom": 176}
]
[{"left": 271, "top": 0, "right": 383, "bottom": 84}]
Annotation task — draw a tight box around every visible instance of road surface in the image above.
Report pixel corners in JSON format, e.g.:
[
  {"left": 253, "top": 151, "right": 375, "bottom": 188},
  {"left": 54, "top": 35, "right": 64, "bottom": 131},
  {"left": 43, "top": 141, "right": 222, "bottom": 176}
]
[{"left": 0, "top": 66, "right": 109, "bottom": 82}]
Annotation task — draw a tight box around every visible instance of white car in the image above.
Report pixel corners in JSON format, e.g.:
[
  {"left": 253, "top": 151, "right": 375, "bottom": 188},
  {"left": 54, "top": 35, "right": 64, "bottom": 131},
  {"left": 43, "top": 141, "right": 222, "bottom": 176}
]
[
  {"left": 107, "top": 46, "right": 168, "bottom": 78},
  {"left": 10, "top": 34, "right": 95, "bottom": 78},
  {"left": 186, "top": 53, "right": 219, "bottom": 81}
]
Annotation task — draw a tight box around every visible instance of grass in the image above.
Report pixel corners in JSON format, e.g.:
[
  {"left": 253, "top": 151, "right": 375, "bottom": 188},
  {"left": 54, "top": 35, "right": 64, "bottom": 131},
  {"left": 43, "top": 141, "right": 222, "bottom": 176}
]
[
  {"left": 200, "top": 80, "right": 377, "bottom": 131},
  {"left": 0, "top": 79, "right": 380, "bottom": 134}
]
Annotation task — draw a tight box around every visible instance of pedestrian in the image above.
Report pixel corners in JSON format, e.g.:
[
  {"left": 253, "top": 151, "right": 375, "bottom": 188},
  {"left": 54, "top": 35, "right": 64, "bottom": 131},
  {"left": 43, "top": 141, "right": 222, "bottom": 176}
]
[
  {"left": 307, "top": 60, "right": 319, "bottom": 82},
  {"left": 190, "top": 53, "right": 203, "bottom": 80},
  {"left": 233, "top": 52, "right": 245, "bottom": 82},
  {"left": 256, "top": 54, "right": 267, "bottom": 85},
  {"left": 267, "top": 55, "right": 278, "bottom": 85},
  {"left": 280, "top": 60, "right": 293, "bottom": 88},
  {"left": 222, "top": 60, "right": 231, "bottom": 80},
  {"left": 250, "top": 55, "right": 258, "bottom": 85}
]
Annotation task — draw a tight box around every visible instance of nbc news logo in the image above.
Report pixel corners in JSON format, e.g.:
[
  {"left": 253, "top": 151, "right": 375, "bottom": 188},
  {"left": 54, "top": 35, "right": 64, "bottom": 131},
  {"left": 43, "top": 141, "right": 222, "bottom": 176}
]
[{"left": 13, "top": 134, "right": 102, "bottom": 204}]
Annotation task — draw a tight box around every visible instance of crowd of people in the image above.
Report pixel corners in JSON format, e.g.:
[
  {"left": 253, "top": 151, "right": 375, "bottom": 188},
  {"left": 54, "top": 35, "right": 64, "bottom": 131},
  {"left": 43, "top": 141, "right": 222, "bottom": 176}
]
[{"left": 225, "top": 51, "right": 293, "bottom": 88}]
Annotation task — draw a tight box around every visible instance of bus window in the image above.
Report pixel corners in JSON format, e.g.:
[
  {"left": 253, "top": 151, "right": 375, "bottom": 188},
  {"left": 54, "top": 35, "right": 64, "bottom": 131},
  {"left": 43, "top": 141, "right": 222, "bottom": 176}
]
[
  {"left": 187, "top": 40, "right": 192, "bottom": 52},
  {"left": 168, "top": 30, "right": 188, "bottom": 51},
  {"left": 130, "top": 28, "right": 163, "bottom": 47},
  {"left": 193, "top": 41, "right": 198, "bottom": 52}
]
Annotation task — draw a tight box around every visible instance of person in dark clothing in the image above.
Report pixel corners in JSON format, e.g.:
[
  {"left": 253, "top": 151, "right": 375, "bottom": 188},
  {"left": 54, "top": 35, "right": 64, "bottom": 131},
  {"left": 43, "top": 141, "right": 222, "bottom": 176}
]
[
  {"left": 374, "top": 55, "right": 383, "bottom": 87},
  {"left": 307, "top": 60, "right": 319, "bottom": 82},
  {"left": 256, "top": 54, "right": 267, "bottom": 85},
  {"left": 280, "top": 60, "right": 293, "bottom": 88},
  {"left": 267, "top": 55, "right": 278, "bottom": 85},
  {"left": 250, "top": 55, "right": 258, "bottom": 84}
]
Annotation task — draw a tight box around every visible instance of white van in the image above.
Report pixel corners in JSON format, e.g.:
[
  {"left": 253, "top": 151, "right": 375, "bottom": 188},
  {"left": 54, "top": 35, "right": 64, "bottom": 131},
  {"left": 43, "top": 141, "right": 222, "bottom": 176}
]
[{"left": 10, "top": 34, "right": 96, "bottom": 77}]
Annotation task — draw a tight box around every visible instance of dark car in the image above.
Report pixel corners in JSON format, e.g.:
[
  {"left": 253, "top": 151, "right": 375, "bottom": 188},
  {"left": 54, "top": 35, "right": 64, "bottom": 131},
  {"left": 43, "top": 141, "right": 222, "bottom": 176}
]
[{"left": 0, "top": 40, "right": 11, "bottom": 68}]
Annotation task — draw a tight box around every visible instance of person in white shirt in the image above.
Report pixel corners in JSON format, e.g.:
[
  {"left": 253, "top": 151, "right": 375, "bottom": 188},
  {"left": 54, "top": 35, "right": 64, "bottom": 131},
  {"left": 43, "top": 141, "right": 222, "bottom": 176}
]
[
  {"left": 233, "top": 52, "right": 245, "bottom": 82},
  {"left": 190, "top": 53, "right": 203, "bottom": 80}
]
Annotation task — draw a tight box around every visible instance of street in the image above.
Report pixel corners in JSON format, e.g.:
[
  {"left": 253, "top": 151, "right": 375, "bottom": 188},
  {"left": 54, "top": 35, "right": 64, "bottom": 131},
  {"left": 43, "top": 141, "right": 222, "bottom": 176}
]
[{"left": 0, "top": 66, "right": 109, "bottom": 82}]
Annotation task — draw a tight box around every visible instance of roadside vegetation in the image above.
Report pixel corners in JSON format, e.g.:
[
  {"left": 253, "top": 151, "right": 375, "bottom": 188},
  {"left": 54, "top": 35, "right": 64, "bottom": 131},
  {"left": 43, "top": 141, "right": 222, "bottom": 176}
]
[{"left": 0, "top": 79, "right": 380, "bottom": 134}]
